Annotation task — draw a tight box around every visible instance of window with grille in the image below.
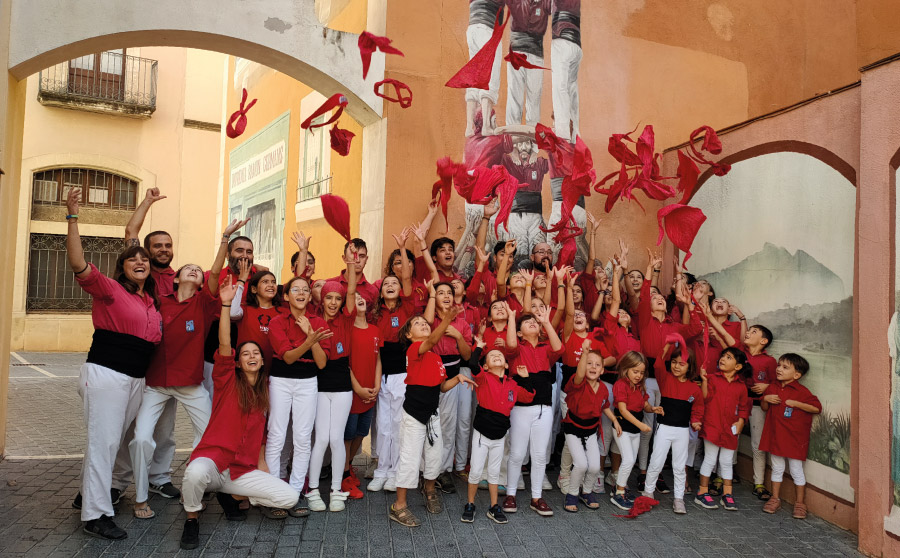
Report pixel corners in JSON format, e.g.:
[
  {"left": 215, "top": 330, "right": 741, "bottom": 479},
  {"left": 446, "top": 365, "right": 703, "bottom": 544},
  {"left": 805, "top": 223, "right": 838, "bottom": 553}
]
[
  {"left": 27, "top": 233, "right": 124, "bottom": 312},
  {"left": 299, "top": 114, "right": 332, "bottom": 202},
  {"left": 32, "top": 168, "right": 138, "bottom": 210}
]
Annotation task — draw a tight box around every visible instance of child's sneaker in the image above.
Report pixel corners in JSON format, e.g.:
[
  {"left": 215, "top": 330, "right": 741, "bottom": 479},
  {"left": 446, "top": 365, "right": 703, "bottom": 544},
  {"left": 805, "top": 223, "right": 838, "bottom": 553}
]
[
  {"left": 609, "top": 492, "right": 633, "bottom": 510},
  {"left": 477, "top": 479, "right": 488, "bottom": 490},
  {"left": 657, "top": 477, "right": 671, "bottom": 494},
  {"left": 487, "top": 504, "right": 508, "bottom": 524},
  {"left": 306, "top": 489, "right": 326, "bottom": 512},
  {"left": 673, "top": 498, "right": 687, "bottom": 514},
  {"left": 693, "top": 493, "right": 718, "bottom": 509},
  {"left": 604, "top": 471, "right": 617, "bottom": 488},
  {"left": 341, "top": 476, "right": 364, "bottom": 499},
  {"left": 501, "top": 495, "right": 517, "bottom": 513},
  {"left": 763, "top": 497, "right": 782, "bottom": 514},
  {"left": 721, "top": 494, "right": 738, "bottom": 511},
  {"left": 792, "top": 502, "right": 808, "bottom": 519},
  {"left": 461, "top": 503, "right": 476, "bottom": 523}
]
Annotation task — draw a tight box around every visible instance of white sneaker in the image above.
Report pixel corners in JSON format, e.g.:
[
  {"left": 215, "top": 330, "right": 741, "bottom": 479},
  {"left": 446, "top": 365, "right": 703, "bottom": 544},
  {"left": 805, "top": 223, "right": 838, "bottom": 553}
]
[
  {"left": 383, "top": 477, "right": 397, "bottom": 492},
  {"left": 673, "top": 498, "right": 687, "bottom": 514},
  {"left": 329, "top": 491, "right": 349, "bottom": 512},
  {"left": 517, "top": 477, "right": 525, "bottom": 490},
  {"left": 605, "top": 471, "right": 617, "bottom": 488},
  {"left": 367, "top": 477, "right": 386, "bottom": 492},
  {"left": 542, "top": 475, "right": 552, "bottom": 491},
  {"left": 365, "top": 459, "right": 377, "bottom": 479},
  {"left": 306, "top": 489, "right": 326, "bottom": 512},
  {"left": 557, "top": 474, "right": 570, "bottom": 495},
  {"left": 641, "top": 490, "right": 654, "bottom": 499},
  {"left": 592, "top": 473, "right": 605, "bottom": 494}
]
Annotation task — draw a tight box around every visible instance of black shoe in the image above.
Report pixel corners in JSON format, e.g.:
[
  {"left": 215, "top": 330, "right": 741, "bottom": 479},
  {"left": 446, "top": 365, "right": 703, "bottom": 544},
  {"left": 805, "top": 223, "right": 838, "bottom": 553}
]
[
  {"left": 487, "top": 504, "right": 508, "bottom": 524},
  {"left": 83, "top": 515, "right": 127, "bottom": 540},
  {"left": 73, "top": 488, "right": 121, "bottom": 510},
  {"left": 149, "top": 482, "right": 180, "bottom": 499},
  {"left": 216, "top": 492, "right": 247, "bottom": 521},
  {"left": 180, "top": 518, "right": 200, "bottom": 550},
  {"left": 657, "top": 477, "right": 671, "bottom": 494},
  {"left": 636, "top": 473, "right": 646, "bottom": 492},
  {"left": 436, "top": 472, "right": 456, "bottom": 494},
  {"left": 461, "top": 503, "right": 476, "bottom": 523}
]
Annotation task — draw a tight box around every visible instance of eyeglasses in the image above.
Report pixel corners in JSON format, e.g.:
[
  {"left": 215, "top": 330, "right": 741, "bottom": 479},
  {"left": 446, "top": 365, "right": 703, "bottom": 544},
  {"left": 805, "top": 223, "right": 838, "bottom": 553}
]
[
  {"left": 532, "top": 249, "right": 552, "bottom": 255},
  {"left": 290, "top": 287, "right": 311, "bottom": 294}
]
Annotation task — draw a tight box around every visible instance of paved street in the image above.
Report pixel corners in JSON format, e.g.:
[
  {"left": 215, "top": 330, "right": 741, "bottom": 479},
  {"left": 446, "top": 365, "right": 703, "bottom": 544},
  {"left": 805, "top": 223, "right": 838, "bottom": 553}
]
[{"left": 1, "top": 352, "right": 864, "bottom": 557}]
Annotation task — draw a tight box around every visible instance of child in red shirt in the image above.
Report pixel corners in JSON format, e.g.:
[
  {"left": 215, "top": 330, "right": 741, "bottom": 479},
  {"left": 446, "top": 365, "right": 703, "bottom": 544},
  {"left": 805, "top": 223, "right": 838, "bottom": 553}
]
[
  {"left": 231, "top": 267, "right": 287, "bottom": 371},
  {"left": 760, "top": 353, "right": 821, "bottom": 519},
  {"left": 741, "top": 324, "right": 778, "bottom": 501},
  {"left": 696, "top": 347, "right": 752, "bottom": 511},
  {"left": 562, "top": 339, "right": 621, "bottom": 513}
]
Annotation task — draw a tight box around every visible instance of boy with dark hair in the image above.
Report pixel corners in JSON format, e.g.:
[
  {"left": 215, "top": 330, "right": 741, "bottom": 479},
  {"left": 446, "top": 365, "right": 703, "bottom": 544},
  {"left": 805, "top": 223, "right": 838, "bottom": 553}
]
[
  {"left": 759, "top": 353, "right": 821, "bottom": 519},
  {"left": 326, "top": 238, "right": 379, "bottom": 310},
  {"left": 742, "top": 324, "right": 778, "bottom": 501}
]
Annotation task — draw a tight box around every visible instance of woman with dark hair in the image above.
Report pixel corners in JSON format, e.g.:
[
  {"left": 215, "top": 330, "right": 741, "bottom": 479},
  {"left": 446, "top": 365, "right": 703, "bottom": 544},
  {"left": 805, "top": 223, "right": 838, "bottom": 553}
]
[
  {"left": 179, "top": 277, "right": 301, "bottom": 550},
  {"left": 66, "top": 187, "right": 162, "bottom": 540}
]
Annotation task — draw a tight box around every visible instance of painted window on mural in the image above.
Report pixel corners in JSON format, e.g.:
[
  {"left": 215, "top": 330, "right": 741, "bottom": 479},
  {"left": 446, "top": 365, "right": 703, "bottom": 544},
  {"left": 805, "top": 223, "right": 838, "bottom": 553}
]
[
  {"left": 891, "top": 167, "right": 900, "bottom": 507},
  {"left": 689, "top": 151, "right": 855, "bottom": 500},
  {"left": 300, "top": 114, "right": 331, "bottom": 202}
]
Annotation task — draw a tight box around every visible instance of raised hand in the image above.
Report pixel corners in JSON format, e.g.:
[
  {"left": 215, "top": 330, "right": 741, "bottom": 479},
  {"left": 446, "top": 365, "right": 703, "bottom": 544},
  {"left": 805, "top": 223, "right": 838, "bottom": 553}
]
[
  {"left": 445, "top": 304, "right": 464, "bottom": 321},
  {"left": 581, "top": 338, "right": 592, "bottom": 351},
  {"left": 474, "top": 335, "right": 486, "bottom": 349},
  {"left": 291, "top": 231, "right": 310, "bottom": 251},
  {"left": 220, "top": 275, "right": 238, "bottom": 305},
  {"left": 587, "top": 212, "right": 600, "bottom": 236},
  {"left": 521, "top": 269, "right": 535, "bottom": 285},
  {"left": 515, "top": 365, "right": 529, "bottom": 378},
  {"left": 66, "top": 185, "right": 82, "bottom": 214},
  {"left": 647, "top": 249, "right": 663, "bottom": 271},
  {"left": 457, "top": 374, "right": 477, "bottom": 390},
  {"left": 224, "top": 218, "right": 250, "bottom": 238},
  {"left": 483, "top": 197, "right": 500, "bottom": 218},
  {"left": 475, "top": 245, "right": 489, "bottom": 268},
  {"left": 426, "top": 278, "right": 435, "bottom": 296},
  {"left": 237, "top": 258, "right": 251, "bottom": 282},
  {"left": 427, "top": 195, "right": 440, "bottom": 216},
  {"left": 307, "top": 327, "right": 334, "bottom": 345},
  {"left": 144, "top": 187, "right": 167, "bottom": 205},
  {"left": 344, "top": 242, "right": 359, "bottom": 264},
  {"left": 618, "top": 239, "right": 629, "bottom": 270}
]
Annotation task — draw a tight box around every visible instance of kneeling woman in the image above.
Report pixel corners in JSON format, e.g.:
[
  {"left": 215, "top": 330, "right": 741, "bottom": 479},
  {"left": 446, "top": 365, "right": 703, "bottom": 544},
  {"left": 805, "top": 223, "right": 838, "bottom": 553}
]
[{"left": 179, "top": 278, "right": 303, "bottom": 550}]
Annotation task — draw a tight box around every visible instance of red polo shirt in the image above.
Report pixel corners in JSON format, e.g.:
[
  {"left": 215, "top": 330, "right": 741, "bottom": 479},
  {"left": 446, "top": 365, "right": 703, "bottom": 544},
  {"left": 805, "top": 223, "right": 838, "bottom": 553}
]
[
  {"left": 268, "top": 313, "right": 332, "bottom": 359},
  {"left": 414, "top": 256, "right": 460, "bottom": 284},
  {"left": 373, "top": 296, "right": 415, "bottom": 343},
  {"left": 431, "top": 313, "right": 473, "bottom": 357},
  {"left": 76, "top": 264, "right": 162, "bottom": 343},
  {"left": 472, "top": 369, "right": 535, "bottom": 416},
  {"left": 350, "top": 323, "right": 382, "bottom": 413},
  {"left": 742, "top": 348, "right": 778, "bottom": 403},
  {"left": 146, "top": 289, "right": 219, "bottom": 387},
  {"left": 613, "top": 378, "right": 649, "bottom": 413},
  {"left": 151, "top": 266, "right": 176, "bottom": 298},
  {"left": 236, "top": 305, "right": 288, "bottom": 371},
  {"left": 189, "top": 350, "right": 267, "bottom": 480},
  {"left": 405, "top": 341, "right": 447, "bottom": 387},
  {"left": 325, "top": 271, "right": 379, "bottom": 312},
  {"left": 759, "top": 381, "right": 822, "bottom": 460},
  {"left": 637, "top": 280, "right": 702, "bottom": 359},
  {"left": 484, "top": 324, "right": 515, "bottom": 356},
  {"left": 562, "top": 332, "right": 611, "bottom": 367},
  {"left": 563, "top": 377, "right": 610, "bottom": 429},
  {"left": 701, "top": 372, "right": 751, "bottom": 450},
  {"left": 601, "top": 312, "right": 640, "bottom": 360}
]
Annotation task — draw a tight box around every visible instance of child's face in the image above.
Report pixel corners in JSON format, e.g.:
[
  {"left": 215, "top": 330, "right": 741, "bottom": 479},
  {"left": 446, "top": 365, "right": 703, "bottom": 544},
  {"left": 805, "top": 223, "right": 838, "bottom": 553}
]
[
  {"left": 530, "top": 299, "right": 546, "bottom": 315},
  {"left": 381, "top": 276, "right": 401, "bottom": 300},
  {"left": 355, "top": 293, "right": 367, "bottom": 314},
  {"left": 650, "top": 293, "right": 666, "bottom": 312},
  {"left": 407, "top": 316, "right": 431, "bottom": 340},
  {"left": 253, "top": 274, "right": 278, "bottom": 301},
  {"left": 286, "top": 279, "right": 311, "bottom": 309},
  {"left": 451, "top": 279, "right": 465, "bottom": 296},
  {"left": 485, "top": 349, "right": 507, "bottom": 375},
  {"left": 435, "top": 285, "right": 453, "bottom": 308},
  {"left": 776, "top": 360, "right": 802, "bottom": 383},
  {"left": 692, "top": 280, "right": 710, "bottom": 298},
  {"left": 670, "top": 353, "right": 689, "bottom": 379},
  {"left": 572, "top": 285, "right": 583, "bottom": 305},
  {"left": 510, "top": 272, "right": 526, "bottom": 289},
  {"left": 323, "top": 291, "right": 343, "bottom": 316},
  {"left": 718, "top": 351, "right": 740, "bottom": 373},
  {"left": 533, "top": 274, "right": 547, "bottom": 289},
  {"left": 312, "top": 279, "right": 325, "bottom": 301},
  {"left": 518, "top": 317, "right": 541, "bottom": 337},
  {"left": 711, "top": 298, "right": 729, "bottom": 316},
  {"left": 585, "top": 352, "right": 604, "bottom": 381},
  {"left": 435, "top": 243, "right": 455, "bottom": 268},
  {"left": 626, "top": 364, "right": 645, "bottom": 385},
  {"left": 489, "top": 301, "right": 507, "bottom": 321},
  {"left": 744, "top": 327, "right": 766, "bottom": 347},
  {"left": 627, "top": 270, "right": 643, "bottom": 290},
  {"left": 573, "top": 310, "right": 588, "bottom": 332},
  {"left": 617, "top": 309, "right": 631, "bottom": 328}
]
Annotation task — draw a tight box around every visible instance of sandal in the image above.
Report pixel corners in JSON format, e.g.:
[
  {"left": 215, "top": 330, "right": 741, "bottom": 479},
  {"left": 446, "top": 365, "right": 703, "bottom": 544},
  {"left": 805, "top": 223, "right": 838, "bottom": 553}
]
[
  {"left": 564, "top": 494, "right": 579, "bottom": 513},
  {"left": 389, "top": 504, "right": 421, "bottom": 527},
  {"left": 709, "top": 478, "right": 723, "bottom": 497},
  {"left": 421, "top": 488, "right": 443, "bottom": 514},
  {"left": 753, "top": 484, "right": 772, "bottom": 501},
  {"left": 288, "top": 496, "right": 309, "bottom": 518},
  {"left": 579, "top": 492, "right": 600, "bottom": 510},
  {"left": 133, "top": 503, "right": 155, "bottom": 520},
  {"left": 261, "top": 507, "right": 288, "bottom": 520}
]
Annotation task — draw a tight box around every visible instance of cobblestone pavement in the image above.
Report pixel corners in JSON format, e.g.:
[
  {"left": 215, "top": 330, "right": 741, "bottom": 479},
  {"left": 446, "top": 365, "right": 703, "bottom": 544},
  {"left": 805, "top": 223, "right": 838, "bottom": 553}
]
[{"left": 2, "top": 353, "right": 863, "bottom": 557}]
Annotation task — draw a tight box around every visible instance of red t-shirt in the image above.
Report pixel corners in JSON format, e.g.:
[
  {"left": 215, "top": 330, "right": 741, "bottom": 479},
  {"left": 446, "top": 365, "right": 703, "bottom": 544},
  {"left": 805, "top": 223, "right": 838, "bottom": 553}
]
[
  {"left": 325, "top": 271, "right": 380, "bottom": 314},
  {"left": 350, "top": 324, "right": 382, "bottom": 413},
  {"left": 405, "top": 341, "right": 447, "bottom": 387},
  {"left": 151, "top": 267, "right": 176, "bottom": 298},
  {"left": 701, "top": 372, "right": 751, "bottom": 450},
  {"left": 76, "top": 263, "right": 162, "bottom": 343},
  {"left": 743, "top": 348, "right": 778, "bottom": 402},
  {"left": 472, "top": 369, "right": 535, "bottom": 416},
  {"left": 268, "top": 313, "right": 332, "bottom": 359},
  {"left": 601, "top": 312, "right": 641, "bottom": 360},
  {"left": 483, "top": 324, "right": 516, "bottom": 356},
  {"left": 759, "top": 381, "right": 822, "bottom": 460},
  {"left": 563, "top": 377, "right": 610, "bottom": 429},
  {"left": 189, "top": 350, "right": 266, "bottom": 480},
  {"left": 236, "top": 305, "right": 288, "bottom": 372},
  {"left": 613, "top": 378, "right": 649, "bottom": 413},
  {"left": 431, "top": 313, "right": 473, "bottom": 357},
  {"left": 654, "top": 357, "right": 704, "bottom": 424},
  {"left": 146, "top": 290, "right": 219, "bottom": 387},
  {"left": 637, "top": 280, "right": 702, "bottom": 359},
  {"left": 561, "top": 331, "right": 611, "bottom": 367}
]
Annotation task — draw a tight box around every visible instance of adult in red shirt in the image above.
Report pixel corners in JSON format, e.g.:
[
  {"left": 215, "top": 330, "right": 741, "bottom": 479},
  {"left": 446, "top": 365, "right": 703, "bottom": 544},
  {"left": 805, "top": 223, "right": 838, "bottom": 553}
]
[
  {"left": 266, "top": 275, "right": 332, "bottom": 515},
  {"left": 179, "top": 282, "right": 300, "bottom": 550},
  {"left": 66, "top": 188, "right": 162, "bottom": 540},
  {"left": 125, "top": 187, "right": 176, "bottom": 297},
  {"left": 759, "top": 353, "right": 821, "bottom": 518},
  {"left": 325, "top": 238, "right": 379, "bottom": 312},
  {"left": 130, "top": 218, "right": 246, "bottom": 519}
]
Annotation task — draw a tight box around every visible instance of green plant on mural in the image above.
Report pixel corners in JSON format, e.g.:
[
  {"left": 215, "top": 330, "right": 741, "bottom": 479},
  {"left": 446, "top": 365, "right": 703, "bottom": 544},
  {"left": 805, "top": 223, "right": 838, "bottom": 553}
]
[{"left": 808, "top": 409, "right": 851, "bottom": 474}]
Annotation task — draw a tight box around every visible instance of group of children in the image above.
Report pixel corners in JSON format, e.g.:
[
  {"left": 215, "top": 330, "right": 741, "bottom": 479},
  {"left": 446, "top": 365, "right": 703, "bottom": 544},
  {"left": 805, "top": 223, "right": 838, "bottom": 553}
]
[{"left": 67, "top": 188, "right": 822, "bottom": 548}]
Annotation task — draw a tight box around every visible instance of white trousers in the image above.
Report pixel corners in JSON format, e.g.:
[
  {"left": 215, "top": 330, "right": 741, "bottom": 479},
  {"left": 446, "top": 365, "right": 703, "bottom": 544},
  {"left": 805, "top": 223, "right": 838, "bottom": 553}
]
[
  {"left": 78, "top": 363, "right": 144, "bottom": 522},
  {"left": 490, "top": 212, "right": 547, "bottom": 250},
  {"left": 750, "top": 406, "right": 768, "bottom": 485},
  {"left": 374, "top": 374, "right": 407, "bottom": 479},
  {"left": 202, "top": 360, "right": 214, "bottom": 403},
  {"left": 638, "top": 378, "right": 660, "bottom": 471},
  {"left": 182, "top": 457, "right": 298, "bottom": 513},
  {"left": 396, "top": 411, "right": 443, "bottom": 489},
  {"left": 468, "top": 430, "right": 505, "bottom": 485},
  {"left": 465, "top": 23, "right": 502, "bottom": 105},
  {"left": 770, "top": 455, "right": 806, "bottom": 485},
  {"left": 565, "top": 433, "right": 601, "bottom": 496},
  {"left": 112, "top": 396, "right": 177, "bottom": 491},
  {"left": 507, "top": 405, "right": 552, "bottom": 499},
  {"left": 266, "top": 377, "right": 318, "bottom": 491},
  {"left": 439, "top": 379, "right": 460, "bottom": 472},
  {"left": 549, "top": 365, "right": 562, "bottom": 456},
  {"left": 130, "top": 384, "right": 211, "bottom": 502},
  {"left": 551, "top": 38, "right": 582, "bottom": 142},
  {"left": 686, "top": 428, "right": 700, "bottom": 468},
  {"left": 308, "top": 391, "right": 353, "bottom": 492},
  {"left": 454, "top": 367, "right": 475, "bottom": 472},
  {"left": 599, "top": 381, "right": 616, "bottom": 456},
  {"left": 616, "top": 431, "right": 641, "bottom": 488},
  {"left": 700, "top": 439, "right": 735, "bottom": 480},
  {"left": 644, "top": 424, "right": 689, "bottom": 499},
  {"left": 505, "top": 52, "right": 544, "bottom": 126}
]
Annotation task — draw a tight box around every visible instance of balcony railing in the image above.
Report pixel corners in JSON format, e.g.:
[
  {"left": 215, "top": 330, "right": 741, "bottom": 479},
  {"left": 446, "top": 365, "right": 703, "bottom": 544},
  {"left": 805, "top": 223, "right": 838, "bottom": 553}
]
[
  {"left": 297, "top": 175, "right": 333, "bottom": 202},
  {"left": 38, "top": 51, "right": 158, "bottom": 117}
]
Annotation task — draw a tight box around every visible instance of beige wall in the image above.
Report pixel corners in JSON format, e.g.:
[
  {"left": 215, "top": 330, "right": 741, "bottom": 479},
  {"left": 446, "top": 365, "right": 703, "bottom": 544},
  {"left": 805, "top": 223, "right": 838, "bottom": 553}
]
[{"left": 10, "top": 47, "right": 225, "bottom": 351}]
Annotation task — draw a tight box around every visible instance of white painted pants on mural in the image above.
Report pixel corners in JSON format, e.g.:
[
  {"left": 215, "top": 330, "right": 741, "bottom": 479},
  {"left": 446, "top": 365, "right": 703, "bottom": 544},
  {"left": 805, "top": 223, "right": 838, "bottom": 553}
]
[
  {"left": 374, "top": 373, "right": 407, "bottom": 479},
  {"left": 112, "top": 396, "right": 177, "bottom": 492},
  {"left": 644, "top": 424, "right": 690, "bottom": 500},
  {"left": 750, "top": 406, "right": 768, "bottom": 485},
  {"left": 551, "top": 38, "right": 582, "bottom": 143},
  {"left": 615, "top": 431, "right": 641, "bottom": 488},
  {"left": 395, "top": 411, "right": 443, "bottom": 489},
  {"left": 468, "top": 431, "right": 505, "bottom": 485},
  {"left": 466, "top": 23, "right": 502, "bottom": 105},
  {"left": 507, "top": 405, "right": 552, "bottom": 499},
  {"left": 266, "top": 377, "right": 318, "bottom": 492},
  {"left": 78, "top": 363, "right": 144, "bottom": 522},
  {"left": 182, "top": 457, "right": 298, "bottom": 513},
  {"left": 130, "top": 384, "right": 211, "bottom": 503},
  {"left": 770, "top": 455, "right": 806, "bottom": 485},
  {"left": 490, "top": 212, "right": 548, "bottom": 255},
  {"left": 566, "top": 433, "right": 602, "bottom": 496},
  {"left": 506, "top": 52, "right": 544, "bottom": 126},
  {"left": 700, "top": 439, "right": 735, "bottom": 480},
  {"left": 639, "top": 378, "right": 661, "bottom": 471},
  {"left": 308, "top": 391, "right": 353, "bottom": 493},
  {"left": 454, "top": 367, "right": 475, "bottom": 472}
]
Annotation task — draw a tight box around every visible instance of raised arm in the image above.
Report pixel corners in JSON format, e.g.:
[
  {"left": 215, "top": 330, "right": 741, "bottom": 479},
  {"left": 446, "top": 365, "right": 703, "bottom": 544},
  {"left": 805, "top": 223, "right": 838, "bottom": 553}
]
[
  {"left": 65, "top": 188, "right": 90, "bottom": 278},
  {"left": 521, "top": 269, "right": 534, "bottom": 311},
  {"left": 413, "top": 222, "right": 440, "bottom": 282},
  {"left": 538, "top": 306, "right": 563, "bottom": 352},
  {"left": 209, "top": 218, "right": 250, "bottom": 296},
  {"left": 572, "top": 338, "right": 591, "bottom": 385},
  {"left": 495, "top": 239, "right": 516, "bottom": 299},
  {"left": 419, "top": 195, "right": 440, "bottom": 238},
  {"left": 505, "top": 302, "right": 518, "bottom": 351},
  {"left": 420, "top": 305, "right": 462, "bottom": 354},
  {"left": 563, "top": 271, "right": 576, "bottom": 340},
  {"left": 423, "top": 280, "right": 436, "bottom": 323},
  {"left": 585, "top": 213, "right": 599, "bottom": 277},
  {"left": 218, "top": 277, "right": 238, "bottom": 355},
  {"left": 466, "top": 246, "right": 489, "bottom": 301},
  {"left": 475, "top": 198, "right": 499, "bottom": 256},
  {"left": 392, "top": 227, "right": 414, "bottom": 296},
  {"left": 290, "top": 231, "right": 310, "bottom": 279},
  {"left": 343, "top": 244, "right": 359, "bottom": 315},
  {"left": 124, "top": 187, "right": 167, "bottom": 246}
]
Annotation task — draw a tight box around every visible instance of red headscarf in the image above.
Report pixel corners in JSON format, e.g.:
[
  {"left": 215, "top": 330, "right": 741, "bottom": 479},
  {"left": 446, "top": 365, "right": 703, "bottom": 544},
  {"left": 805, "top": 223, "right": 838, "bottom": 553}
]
[
  {"left": 358, "top": 32, "right": 404, "bottom": 80},
  {"left": 225, "top": 88, "right": 257, "bottom": 139},
  {"left": 320, "top": 194, "right": 352, "bottom": 242}
]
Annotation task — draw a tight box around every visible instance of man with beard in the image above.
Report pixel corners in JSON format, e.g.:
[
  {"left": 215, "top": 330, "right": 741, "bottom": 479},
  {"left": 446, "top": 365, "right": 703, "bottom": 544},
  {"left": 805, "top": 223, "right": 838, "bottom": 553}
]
[{"left": 125, "top": 188, "right": 175, "bottom": 296}]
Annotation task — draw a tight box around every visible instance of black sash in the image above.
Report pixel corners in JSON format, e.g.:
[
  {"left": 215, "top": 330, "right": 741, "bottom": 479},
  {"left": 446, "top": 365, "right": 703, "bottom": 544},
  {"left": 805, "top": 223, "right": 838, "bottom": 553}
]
[
  {"left": 270, "top": 354, "right": 318, "bottom": 380},
  {"left": 403, "top": 385, "right": 441, "bottom": 425},
  {"left": 381, "top": 341, "right": 407, "bottom": 375},
  {"left": 86, "top": 329, "right": 156, "bottom": 378},
  {"left": 563, "top": 411, "right": 598, "bottom": 439},
  {"left": 657, "top": 396, "right": 692, "bottom": 428},
  {"left": 441, "top": 354, "right": 461, "bottom": 379},
  {"left": 473, "top": 406, "right": 511, "bottom": 440},
  {"left": 614, "top": 408, "right": 645, "bottom": 434},
  {"left": 515, "top": 370, "right": 553, "bottom": 406},
  {"left": 319, "top": 356, "right": 351, "bottom": 392}
]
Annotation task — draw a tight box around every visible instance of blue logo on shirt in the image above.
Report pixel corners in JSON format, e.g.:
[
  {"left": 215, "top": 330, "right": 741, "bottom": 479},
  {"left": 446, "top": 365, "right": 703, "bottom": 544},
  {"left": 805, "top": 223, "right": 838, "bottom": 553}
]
[
  {"left": 185, "top": 320, "right": 195, "bottom": 332},
  {"left": 688, "top": 396, "right": 694, "bottom": 403},
  {"left": 784, "top": 407, "right": 793, "bottom": 418},
  {"left": 391, "top": 316, "right": 399, "bottom": 328},
  {"left": 508, "top": 390, "right": 514, "bottom": 402},
  {"left": 337, "top": 342, "right": 344, "bottom": 354}
]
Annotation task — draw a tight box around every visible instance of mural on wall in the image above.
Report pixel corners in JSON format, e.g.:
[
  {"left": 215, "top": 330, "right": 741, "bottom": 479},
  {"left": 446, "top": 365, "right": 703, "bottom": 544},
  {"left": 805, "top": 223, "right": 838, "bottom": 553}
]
[
  {"left": 689, "top": 151, "right": 855, "bottom": 499},
  {"left": 455, "top": 0, "right": 590, "bottom": 276},
  {"left": 891, "top": 166, "right": 900, "bottom": 507},
  {"left": 228, "top": 111, "right": 290, "bottom": 274}
]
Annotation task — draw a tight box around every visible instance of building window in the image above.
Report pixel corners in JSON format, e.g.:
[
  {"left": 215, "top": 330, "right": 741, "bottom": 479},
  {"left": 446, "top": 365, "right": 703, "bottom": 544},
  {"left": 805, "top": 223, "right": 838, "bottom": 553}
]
[
  {"left": 298, "top": 114, "right": 332, "bottom": 202},
  {"left": 27, "top": 233, "right": 123, "bottom": 312},
  {"left": 32, "top": 168, "right": 138, "bottom": 211}
]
